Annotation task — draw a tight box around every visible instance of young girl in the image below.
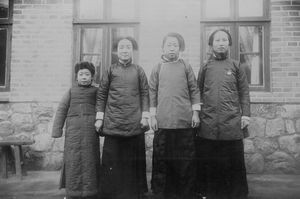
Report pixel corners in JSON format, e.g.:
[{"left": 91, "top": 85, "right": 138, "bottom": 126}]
[
  {"left": 52, "top": 62, "right": 100, "bottom": 199},
  {"left": 149, "top": 32, "right": 200, "bottom": 199},
  {"left": 95, "top": 36, "right": 149, "bottom": 199}
]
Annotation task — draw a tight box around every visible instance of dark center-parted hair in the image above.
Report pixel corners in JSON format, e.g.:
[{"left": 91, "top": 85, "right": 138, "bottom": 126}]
[
  {"left": 208, "top": 29, "right": 232, "bottom": 46},
  {"left": 74, "top": 61, "right": 95, "bottom": 76},
  {"left": 162, "top": 32, "right": 185, "bottom": 51},
  {"left": 112, "top": 36, "right": 138, "bottom": 52}
]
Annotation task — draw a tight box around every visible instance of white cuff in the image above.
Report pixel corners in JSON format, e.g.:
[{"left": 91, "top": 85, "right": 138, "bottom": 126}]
[
  {"left": 96, "top": 112, "right": 104, "bottom": 120},
  {"left": 241, "top": 116, "right": 250, "bottom": 121},
  {"left": 142, "top": 112, "right": 150, "bottom": 119},
  {"left": 192, "top": 103, "right": 201, "bottom": 111},
  {"left": 150, "top": 107, "right": 157, "bottom": 116}
]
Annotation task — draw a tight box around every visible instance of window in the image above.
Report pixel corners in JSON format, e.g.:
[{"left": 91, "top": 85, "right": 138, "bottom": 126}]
[
  {"left": 0, "top": 0, "right": 13, "bottom": 91},
  {"left": 74, "top": 0, "right": 139, "bottom": 84},
  {"left": 201, "top": 0, "right": 270, "bottom": 91}
]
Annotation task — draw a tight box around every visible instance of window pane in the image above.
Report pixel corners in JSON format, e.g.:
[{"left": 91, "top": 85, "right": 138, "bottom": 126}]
[
  {"left": 82, "top": 28, "right": 103, "bottom": 54},
  {"left": 240, "top": 54, "right": 262, "bottom": 85},
  {"left": 111, "top": 27, "right": 135, "bottom": 64},
  {"left": 239, "top": 26, "right": 263, "bottom": 85},
  {"left": 239, "top": 0, "right": 263, "bottom": 17},
  {"left": 111, "top": 0, "right": 136, "bottom": 19},
  {"left": 0, "top": 0, "right": 8, "bottom": 18},
  {"left": 204, "top": 0, "right": 230, "bottom": 18},
  {"left": 0, "top": 28, "right": 7, "bottom": 86},
  {"left": 81, "top": 28, "right": 103, "bottom": 83},
  {"left": 78, "top": 0, "right": 103, "bottom": 20},
  {"left": 240, "top": 26, "right": 262, "bottom": 53}
]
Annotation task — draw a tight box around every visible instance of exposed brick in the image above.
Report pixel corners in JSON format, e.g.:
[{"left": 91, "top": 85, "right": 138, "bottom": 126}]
[
  {"left": 282, "top": 6, "right": 300, "bottom": 10},
  {"left": 272, "top": 1, "right": 292, "bottom": 5},
  {"left": 292, "top": 1, "right": 300, "bottom": 5},
  {"left": 272, "top": 11, "right": 289, "bottom": 16},
  {"left": 288, "top": 72, "right": 298, "bottom": 76},
  {"left": 272, "top": 6, "right": 281, "bottom": 10},
  {"left": 282, "top": 17, "right": 300, "bottom": 21},
  {"left": 24, "top": 0, "right": 42, "bottom": 4},
  {"left": 284, "top": 27, "right": 300, "bottom": 31},
  {"left": 13, "top": 10, "right": 22, "bottom": 15},
  {"left": 14, "top": 0, "right": 23, "bottom": 4},
  {"left": 46, "top": 0, "right": 63, "bottom": 4},
  {"left": 288, "top": 42, "right": 298, "bottom": 46},
  {"left": 289, "top": 11, "right": 300, "bottom": 16}
]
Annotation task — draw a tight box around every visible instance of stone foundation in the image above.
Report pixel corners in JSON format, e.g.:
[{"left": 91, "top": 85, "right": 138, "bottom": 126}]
[{"left": 0, "top": 102, "right": 299, "bottom": 174}]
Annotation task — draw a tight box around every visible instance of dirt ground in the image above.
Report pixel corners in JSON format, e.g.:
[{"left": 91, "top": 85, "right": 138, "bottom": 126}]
[{"left": 0, "top": 171, "right": 300, "bottom": 199}]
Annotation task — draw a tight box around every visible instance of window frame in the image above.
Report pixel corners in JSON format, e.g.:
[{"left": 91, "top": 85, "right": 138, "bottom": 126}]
[
  {"left": 73, "top": 0, "right": 140, "bottom": 84},
  {"left": 200, "top": 0, "right": 271, "bottom": 92},
  {"left": 0, "top": 0, "right": 13, "bottom": 92}
]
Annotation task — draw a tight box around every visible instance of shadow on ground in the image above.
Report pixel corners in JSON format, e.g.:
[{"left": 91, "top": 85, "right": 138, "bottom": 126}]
[{"left": 0, "top": 171, "right": 300, "bottom": 199}]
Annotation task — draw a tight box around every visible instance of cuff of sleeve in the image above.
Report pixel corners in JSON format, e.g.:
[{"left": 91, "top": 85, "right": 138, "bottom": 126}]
[
  {"left": 142, "top": 112, "right": 150, "bottom": 119},
  {"left": 241, "top": 116, "right": 250, "bottom": 121},
  {"left": 192, "top": 103, "right": 201, "bottom": 111},
  {"left": 150, "top": 107, "right": 157, "bottom": 116},
  {"left": 96, "top": 112, "right": 104, "bottom": 120}
]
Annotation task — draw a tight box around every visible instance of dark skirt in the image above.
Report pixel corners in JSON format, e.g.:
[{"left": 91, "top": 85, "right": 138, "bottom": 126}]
[
  {"left": 196, "top": 137, "right": 248, "bottom": 199},
  {"left": 100, "top": 133, "right": 148, "bottom": 199},
  {"left": 151, "top": 129, "right": 196, "bottom": 199}
]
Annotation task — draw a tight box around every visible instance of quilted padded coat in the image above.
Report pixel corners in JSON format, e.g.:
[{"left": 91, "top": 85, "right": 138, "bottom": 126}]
[
  {"left": 52, "top": 85, "right": 100, "bottom": 197},
  {"left": 197, "top": 58, "right": 250, "bottom": 140},
  {"left": 96, "top": 61, "right": 149, "bottom": 137}
]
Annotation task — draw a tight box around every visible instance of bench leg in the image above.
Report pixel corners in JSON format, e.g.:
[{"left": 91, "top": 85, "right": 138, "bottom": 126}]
[
  {"left": 20, "top": 146, "right": 27, "bottom": 176},
  {"left": 13, "top": 145, "right": 22, "bottom": 180},
  {"left": 0, "top": 146, "right": 9, "bottom": 178}
]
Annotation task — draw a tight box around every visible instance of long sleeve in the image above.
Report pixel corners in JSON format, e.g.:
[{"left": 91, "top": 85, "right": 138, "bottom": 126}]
[
  {"left": 186, "top": 63, "right": 201, "bottom": 109},
  {"left": 237, "top": 62, "right": 250, "bottom": 117},
  {"left": 52, "top": 89, "right": 71, "bottom": 138},
  {"left": 148, "top": 64, "right": 159, "bottom": 110},
  {"left": 96, "top": 66, "right": 110, "bottom": 113},
  {"left": 197, "top": 65, "right": 206, "bottom": 104},
  {"left": 138, "top": 65, "right": 150, "bottom": 113}
]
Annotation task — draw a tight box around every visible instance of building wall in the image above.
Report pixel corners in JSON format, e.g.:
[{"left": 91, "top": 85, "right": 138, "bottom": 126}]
[{"left": 0, "top": 0, "right": 299, "bottom": 174}]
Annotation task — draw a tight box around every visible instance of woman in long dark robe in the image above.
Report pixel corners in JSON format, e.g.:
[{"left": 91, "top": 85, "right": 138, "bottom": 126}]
[
  {"left": 196, "top": 29, "right": 250, "bottom": 199},
  {"left": 95, "top": 36, "right": 149, "bottom": 199}
]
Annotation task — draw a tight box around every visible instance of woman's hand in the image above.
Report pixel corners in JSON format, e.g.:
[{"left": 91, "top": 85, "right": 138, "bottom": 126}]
[
  {"left": 151, "top": 116, "right": 158, "bottom": 131},
  {"left": 140, "top": 118, "right": 149, "bottom": 131},
  {"left": 95, "top": 119, "right": 103, "bottom": 132},
  {"left": 192, "top": 111, "right": 200, "bottom": 128},
  {"left": 241, "top": 116, "right": 250, "bottom": 129}
]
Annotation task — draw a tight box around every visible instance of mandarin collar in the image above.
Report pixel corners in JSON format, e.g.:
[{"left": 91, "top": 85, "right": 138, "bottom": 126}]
[
  {"left": 118, "top": 59, "right": 132, "bottom": 67},
  {"left": 77, "top": 83, "right": 92, "bottom": 88},
  {"left": 212, "top": 51, "right": 228, "bottom": 61},
  {"left": 161, "top": 55, "right": 180, "bottom": 63}
]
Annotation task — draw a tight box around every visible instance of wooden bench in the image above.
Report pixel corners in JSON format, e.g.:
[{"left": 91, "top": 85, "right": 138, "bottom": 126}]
[{"left": 0, "top": 140, "right": 34, "bottom": 179}]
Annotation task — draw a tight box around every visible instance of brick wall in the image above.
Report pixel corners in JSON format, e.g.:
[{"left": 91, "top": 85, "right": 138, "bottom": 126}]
[
  {"left": 251, "top": 0, "right": 300, "bottom": 102},
  {"left": 10, "top": 0, "right": 73, "bottom": 102}
]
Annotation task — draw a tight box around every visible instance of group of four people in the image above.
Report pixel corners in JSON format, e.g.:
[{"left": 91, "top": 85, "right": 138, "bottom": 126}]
[{"left": 52, "top": 29, "right": 250, "bottom": 199}]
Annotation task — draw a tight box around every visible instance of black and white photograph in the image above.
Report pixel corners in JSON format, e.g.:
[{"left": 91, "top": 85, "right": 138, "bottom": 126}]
[{"left": 0, "top": 0, "right": 300, "bottom": 199}]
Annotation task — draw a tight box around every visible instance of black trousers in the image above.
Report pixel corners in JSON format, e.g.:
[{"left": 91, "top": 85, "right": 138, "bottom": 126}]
[
  {"left": 151, "top": 129, "right": 196, "bottom": 199},
  {"left": 196, "top": 137, "right": 248, "bottom": 199}
]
